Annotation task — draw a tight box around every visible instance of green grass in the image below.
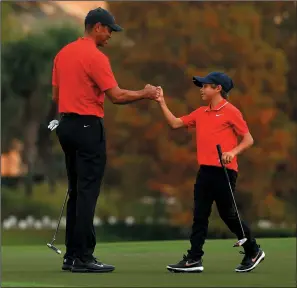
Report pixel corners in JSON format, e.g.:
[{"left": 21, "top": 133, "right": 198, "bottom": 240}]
[{"left": 2, "top": 238, "right": 295, "bottom": 287}]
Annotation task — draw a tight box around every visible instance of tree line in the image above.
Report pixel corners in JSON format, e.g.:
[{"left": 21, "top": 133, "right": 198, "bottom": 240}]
[{"left": 2, "top": 1, "right": 296, "bottom": 225}]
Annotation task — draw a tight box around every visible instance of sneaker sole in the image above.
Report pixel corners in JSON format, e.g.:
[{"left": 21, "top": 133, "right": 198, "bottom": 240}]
[
  {"left": 235, "top": 251, "right": 265, "bottom": 273},
  {"left": 62, "top": 265, "right": 73, "bottom": 271},
  {"left": 71, "top": 267, "right": 115, "bottom": 273},
  {"left": 166, "top": 266, "right": 204, "bottom": 273}
]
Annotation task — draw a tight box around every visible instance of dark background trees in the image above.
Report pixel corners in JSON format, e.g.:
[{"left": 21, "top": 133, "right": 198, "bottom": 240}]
[{"left": 1, "top": 1, "right": 296, "bottom": 227}]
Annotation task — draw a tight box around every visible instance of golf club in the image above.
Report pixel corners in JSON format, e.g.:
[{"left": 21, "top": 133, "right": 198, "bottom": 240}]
[
  {"left": 46, "top": 190, "right": 68, "bottom": 255},
  {"left": 216, "top": 144, "right": 247, "bottom": 247}
]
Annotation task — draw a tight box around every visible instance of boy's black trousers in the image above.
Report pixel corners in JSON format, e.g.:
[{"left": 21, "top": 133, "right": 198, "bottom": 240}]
[
  {"left": 188, "top": 165, "right": 257, "bottom": 258},
  {"left": 56, "top": 113, "right": 106, "bottom": 261}
]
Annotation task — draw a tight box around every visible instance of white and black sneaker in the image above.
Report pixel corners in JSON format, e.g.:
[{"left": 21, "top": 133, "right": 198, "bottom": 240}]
[
  {"left": 71, "top": 257, "right": 115, "bottom": 273},
  {"left": 235, "top": 246, "right": 265, "bottom": 272},
  {"left": 167, "top": 254, "right": 204, "bottom": 273}
]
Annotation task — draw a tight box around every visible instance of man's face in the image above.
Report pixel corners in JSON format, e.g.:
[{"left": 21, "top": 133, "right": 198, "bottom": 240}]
[
  {"left": 93, "top": 23, "right": 112, "bottom": 47},
  {"left": 200, "top": 84, "right": 221, "bottom": 101}
]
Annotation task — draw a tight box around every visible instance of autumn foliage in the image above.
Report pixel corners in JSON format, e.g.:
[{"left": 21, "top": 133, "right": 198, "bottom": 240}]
[
  {"left": 2, "top": 2, "right": 296, "bottom": 226},
  {"left": 104, "top": 2, "right": 296, "bottom": 225}
]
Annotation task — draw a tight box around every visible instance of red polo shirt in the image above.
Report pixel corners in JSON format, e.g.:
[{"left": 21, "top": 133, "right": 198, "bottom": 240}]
[
  {"left": 52, "top": 37, "right": 117, "bottom": 118},
  {"left": 180, "top": 99, "right": 249, "bottom": 171}
]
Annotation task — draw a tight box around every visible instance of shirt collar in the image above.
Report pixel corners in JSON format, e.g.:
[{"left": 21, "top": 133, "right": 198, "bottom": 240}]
[
  {"left": 205, "top": 99, "right": 228, "bottom": 112},
  {"left": 79, "top": 37, "right": 97, "bottom": 47}
]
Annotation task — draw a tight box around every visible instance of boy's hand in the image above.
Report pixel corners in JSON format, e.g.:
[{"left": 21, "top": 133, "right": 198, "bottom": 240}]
[
  {"left": 155, "top": 86, "right": 165, "bottom": 104},
  {"left": 222, "top": 151, "right": 235, "bottom": 165}
]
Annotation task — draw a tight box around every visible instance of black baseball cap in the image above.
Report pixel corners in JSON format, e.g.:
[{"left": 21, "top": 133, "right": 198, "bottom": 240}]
[
  {"left": 85, "top": 7, "right": 123, "bottom": 32},
  {"left": 193, "top": 72, "right": 234, "bottom": 93}
]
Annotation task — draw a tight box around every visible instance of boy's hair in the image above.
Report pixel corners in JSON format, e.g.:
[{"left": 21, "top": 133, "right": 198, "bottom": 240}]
[{"left": 210, "top": 84, "right": 229, "bottom": 99}]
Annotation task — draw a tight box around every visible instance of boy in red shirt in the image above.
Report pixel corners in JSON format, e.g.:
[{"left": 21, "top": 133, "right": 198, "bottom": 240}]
[{"left": 157, "top": 72, "right": 265, "bottom": 273}]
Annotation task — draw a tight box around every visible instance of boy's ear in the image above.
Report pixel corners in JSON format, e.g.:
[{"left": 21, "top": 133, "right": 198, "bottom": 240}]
[{"left": 217, "top": 85, "right": 223, "bottom": 91}]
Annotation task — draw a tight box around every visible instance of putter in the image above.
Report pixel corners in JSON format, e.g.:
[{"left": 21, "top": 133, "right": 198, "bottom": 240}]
[
  {"left": 47, "top": 190, "right": 68, "bottom": 255},
  {"left": 216, "top": 144, "right": 247, "bottom": 247}
]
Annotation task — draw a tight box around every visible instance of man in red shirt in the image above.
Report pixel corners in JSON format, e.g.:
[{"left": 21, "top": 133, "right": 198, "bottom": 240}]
[
  {"left": 157, "top": 72, "right": 265, "bottom": 273},
  {"left": 51, "top": 7, "right": 159, "bottom": 273}
]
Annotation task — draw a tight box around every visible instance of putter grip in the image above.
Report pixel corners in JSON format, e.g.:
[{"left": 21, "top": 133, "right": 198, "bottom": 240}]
[
  {"left": 216, "top": 144, "right": 223, "bottom": 166},
  {"left": 216, "top": 144, "right": 222, "bottom": 156}
]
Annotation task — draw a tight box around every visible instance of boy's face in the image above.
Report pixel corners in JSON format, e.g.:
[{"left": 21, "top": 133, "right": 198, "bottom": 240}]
[{"left": 200, "top": 84, "right": 221, "bottom": 101}]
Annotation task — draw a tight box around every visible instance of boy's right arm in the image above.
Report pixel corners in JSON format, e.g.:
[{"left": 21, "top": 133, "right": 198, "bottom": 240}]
[
  {"left": 159, "top": 101, "right": 185, "bottom": 129},
  {"left": 156, "top": 87, "right": 185, "bottom": 129}
]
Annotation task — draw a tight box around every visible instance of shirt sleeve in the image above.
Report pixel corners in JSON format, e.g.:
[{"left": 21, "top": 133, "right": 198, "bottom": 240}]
[
  {"left": 180, "top": 110, "right": 198, "bottom": 128},
  {"left": 52, "top": 55, "right": 58, "bottom": 87},
  {"left": 89, "top": 53, "right": 118, "bottom": 92},
  {"left": 230, "top": 108, "right": 249, "bottom": 136}
]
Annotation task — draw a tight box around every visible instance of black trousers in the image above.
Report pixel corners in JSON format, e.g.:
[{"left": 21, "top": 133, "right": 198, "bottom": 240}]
[
  {"left": 188, "top": 165, "right": 257, "bottom": 258},
  {"left": 56, "top": 113, "right": 106, "bottom": 261}
]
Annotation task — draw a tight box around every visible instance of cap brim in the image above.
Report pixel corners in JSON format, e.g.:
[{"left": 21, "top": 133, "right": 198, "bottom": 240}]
[
  {"left": 193, "top": 76, "right": 213, "bottom": 87},
  {"left": 108, "top": 24, "right": 123, "bottom": 32}
]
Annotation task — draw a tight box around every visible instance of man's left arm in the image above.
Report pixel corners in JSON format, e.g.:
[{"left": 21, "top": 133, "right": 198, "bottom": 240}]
[
  {"left": 51, "top": 55, "right": 59, "bottom": 108},
  {"left": 52, "top": 86, "right": 59, "bottom": 105},
  {"left": 48, "top": 57, "right": 60, "bottom": 131}
]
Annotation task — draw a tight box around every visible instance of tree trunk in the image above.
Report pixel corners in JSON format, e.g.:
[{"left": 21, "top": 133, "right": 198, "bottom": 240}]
[
  {"left": 22, "top": 93, "right": 43, "bottom": 197},
  {"left": 37, "top": 100, "right": 58, "bottom": 194},
  {"left": 23, "top": 120, "right": 39, "bottom": 197}
]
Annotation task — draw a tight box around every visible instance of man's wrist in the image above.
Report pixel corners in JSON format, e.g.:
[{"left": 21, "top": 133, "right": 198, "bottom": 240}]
[{"left": 137, "top": 89, "right": 147, "bottom": 99}]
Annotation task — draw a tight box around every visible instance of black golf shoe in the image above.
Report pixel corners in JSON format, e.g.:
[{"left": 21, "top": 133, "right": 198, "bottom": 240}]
[
  {"left": 71, "top": 257, "right": 115, "bottom": 273},
  {"left": 167, "top": 254, "right": 204, "bottom": 273},
  {"left": 235, "top": 246, "right": 265, "bottom": 272},
  {"left": 62, "top": 257, "right": 74, "bottom": 271}
]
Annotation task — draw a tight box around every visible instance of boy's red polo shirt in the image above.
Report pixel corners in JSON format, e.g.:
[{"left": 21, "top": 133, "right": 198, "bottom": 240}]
[
  {"left": 52, "top": 37, "right": 117, "bottom": 118},
  {"left": 180, "top": 100, "right": 249, "bottom": 171}
]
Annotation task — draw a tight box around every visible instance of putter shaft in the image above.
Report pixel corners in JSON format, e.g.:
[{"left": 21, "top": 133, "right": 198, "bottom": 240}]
[
  {"left": 47, "top": 190, "right": 69, "bottom": 255},
  {"left": 216, "top": 144, "right": 246, "bottom": 245}
]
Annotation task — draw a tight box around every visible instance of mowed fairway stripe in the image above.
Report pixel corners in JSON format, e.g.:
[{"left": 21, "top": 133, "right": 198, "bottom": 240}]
[
  {"left": 1, "top": 281, "right": 74, "bottom": 287},
  {"left": 2, "top": 238, "right": 296, "bottom": 287}
]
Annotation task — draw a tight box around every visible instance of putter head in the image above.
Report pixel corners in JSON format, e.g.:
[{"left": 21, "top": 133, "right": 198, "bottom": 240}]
[
  {"left": 47, "top": 243, "right": 62, "bottom": 254},
  {"left": 233, "top": 238, "right": 247, "bottom": 247}
]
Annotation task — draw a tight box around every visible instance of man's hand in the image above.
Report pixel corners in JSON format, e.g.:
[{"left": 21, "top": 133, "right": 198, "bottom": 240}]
[
  {"left": 221, "top": 151, "right": 235, "bottom": 165},
  {"left": 48, "top": 119, "right": 59, "bottom": 131},
  {"left": 143, "top": 84, "right": 158, "bottom": 100}
]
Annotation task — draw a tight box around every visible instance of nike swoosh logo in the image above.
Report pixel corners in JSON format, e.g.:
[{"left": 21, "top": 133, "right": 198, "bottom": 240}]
[
  {"left": 216, "top": 114, "right": 223, "bottom": 117},
  {"left": 84, "top": 125, "right": 90, "bottom": 128},
  {"left": 185, "top": 261, "right": 200, "bottom": 267},
  {"left": 252, "top": 251, "right": 261, "bottom": 262},
  {"left": 94, "top": 263, "right": 104, "bottom": 268}
]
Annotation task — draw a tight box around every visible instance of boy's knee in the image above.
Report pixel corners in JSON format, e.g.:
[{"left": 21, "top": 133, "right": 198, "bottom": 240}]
[
  {"left": 219, "top": 209, "right": 237, "bottom": 222},
  {"left": 193, "top": 214, "right": 209, "bottom": 224}
]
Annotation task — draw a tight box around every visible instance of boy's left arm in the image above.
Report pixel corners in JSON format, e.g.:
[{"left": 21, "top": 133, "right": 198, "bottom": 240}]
[
  {"left": 231, "top": 132, "right": 254, "bottom": 156},
  {"left": 222, "top": 109, "right": 254, "bottom": 164}
]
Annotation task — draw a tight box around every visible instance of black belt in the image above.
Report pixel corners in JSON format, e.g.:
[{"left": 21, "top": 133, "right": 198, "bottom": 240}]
[
  {"left": 61, "top": 113, "right": 102, "bottom": 119},
  {"left": 61, "top": 113, "right": 103, "bottom": 123}
]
